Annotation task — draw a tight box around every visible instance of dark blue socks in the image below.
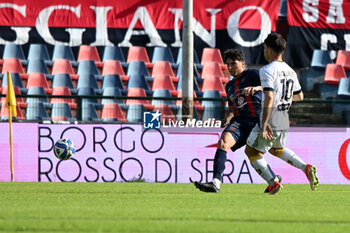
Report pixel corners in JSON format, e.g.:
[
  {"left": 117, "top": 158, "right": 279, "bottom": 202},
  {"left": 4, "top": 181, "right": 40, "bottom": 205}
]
[{"left": 213, "top": 149, "right": 227, "bottom": 180}]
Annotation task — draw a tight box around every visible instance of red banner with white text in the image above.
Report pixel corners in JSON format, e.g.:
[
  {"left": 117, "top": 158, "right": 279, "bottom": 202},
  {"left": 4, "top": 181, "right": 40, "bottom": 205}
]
[
  {"left": 0, "top": 0, "right": 281, "bottom": 64},
  {"left": 285, "top": 0, "right": 350, "bottom": 67}
]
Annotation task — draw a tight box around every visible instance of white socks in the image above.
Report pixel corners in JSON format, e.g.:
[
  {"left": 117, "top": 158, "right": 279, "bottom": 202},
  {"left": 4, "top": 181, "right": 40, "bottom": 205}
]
[
  {"left": 251, "top": 157, "right": 275, "bottom": 186},
  {"left": 212, "top": 178, "right": 221, "bottom": 189},
  {"left": 280, "top": 148, "right": 306, "bottom": 172}
]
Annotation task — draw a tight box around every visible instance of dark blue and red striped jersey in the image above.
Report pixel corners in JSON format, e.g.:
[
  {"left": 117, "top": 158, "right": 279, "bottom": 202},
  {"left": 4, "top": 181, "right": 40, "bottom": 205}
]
[{"left": 225, "top": 69, "right": 262, "bottom": 119}]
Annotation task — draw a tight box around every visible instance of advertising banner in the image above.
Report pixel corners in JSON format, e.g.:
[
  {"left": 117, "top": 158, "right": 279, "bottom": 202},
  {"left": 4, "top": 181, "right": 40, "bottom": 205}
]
[
  {"left": 37, "top": 124, "right": 350, "bottom": 184},
  {"left": 0, "top": 0, "right": 281, "bottom": 64},
  {"left": 286, "top": 0, "right": 350, "bottom": 67},
  {"left": 0, "top": 123, "right": 38, "bottom": 181}
]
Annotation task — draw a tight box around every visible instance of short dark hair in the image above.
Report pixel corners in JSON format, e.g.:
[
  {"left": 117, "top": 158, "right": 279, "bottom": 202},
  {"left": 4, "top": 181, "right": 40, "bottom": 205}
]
[
  {"left": 223, "top": 49, "right": 245, "bottom": 63},
  {"left": 264, "top": 33, "right": 286, "bottom": 54}
]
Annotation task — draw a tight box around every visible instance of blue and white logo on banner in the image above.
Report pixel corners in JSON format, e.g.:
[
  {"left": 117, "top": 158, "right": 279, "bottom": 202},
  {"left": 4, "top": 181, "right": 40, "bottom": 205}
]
[{"left": 143, "top": 110, "right": 161, "bottom": 129}]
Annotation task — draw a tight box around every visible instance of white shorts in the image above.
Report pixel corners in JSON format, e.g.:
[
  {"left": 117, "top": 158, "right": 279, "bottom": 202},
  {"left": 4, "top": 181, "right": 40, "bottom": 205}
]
[{"left": 246, "top": 125, "right": 288, "bottom": 154}]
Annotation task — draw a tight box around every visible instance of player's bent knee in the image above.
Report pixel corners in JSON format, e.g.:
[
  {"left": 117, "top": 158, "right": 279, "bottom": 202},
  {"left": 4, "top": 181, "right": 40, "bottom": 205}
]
[
  {"left": 245, "top": 146, "right": 262, "bottom": 163},
  {"left": 217, "top": 139, "right": 231, "bottom": 151},
  {"left": 269, "top": 148, "right": 284, "bottom": 157}
]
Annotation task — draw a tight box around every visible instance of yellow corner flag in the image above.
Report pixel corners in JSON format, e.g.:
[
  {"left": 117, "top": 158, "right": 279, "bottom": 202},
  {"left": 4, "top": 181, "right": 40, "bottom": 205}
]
[
  {"left": 5, "top": 72, "right": 17, "bottom": 117},
  {"left": 5, "top": 72, "right": 17, "bottom": 182}
]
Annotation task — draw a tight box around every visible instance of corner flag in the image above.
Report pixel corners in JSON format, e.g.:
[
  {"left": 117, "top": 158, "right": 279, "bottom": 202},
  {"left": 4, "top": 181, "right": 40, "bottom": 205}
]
[
  {"left": 5, "top": 72, "right": 17, "bottom": 117},
  {"left": 5, "top": 72, "right": 17, "bottom": 182}
]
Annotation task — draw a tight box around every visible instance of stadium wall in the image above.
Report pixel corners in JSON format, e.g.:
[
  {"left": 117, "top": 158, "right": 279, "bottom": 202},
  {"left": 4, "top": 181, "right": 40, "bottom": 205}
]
[{"left": 1, "top": 123, "right": 350, "bottom": 184}]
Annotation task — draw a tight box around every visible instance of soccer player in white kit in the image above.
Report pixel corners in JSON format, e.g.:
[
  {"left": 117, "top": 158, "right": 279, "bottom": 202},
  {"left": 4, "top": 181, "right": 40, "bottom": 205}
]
[{"left": 245, "top": 33, "right": 319, "bottom": 194}]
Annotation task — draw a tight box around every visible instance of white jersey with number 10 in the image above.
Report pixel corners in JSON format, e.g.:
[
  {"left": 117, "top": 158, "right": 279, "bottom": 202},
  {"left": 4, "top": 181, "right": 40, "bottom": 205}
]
[{"left": 259, "top": 61, "right": 302, "bottom": 131}]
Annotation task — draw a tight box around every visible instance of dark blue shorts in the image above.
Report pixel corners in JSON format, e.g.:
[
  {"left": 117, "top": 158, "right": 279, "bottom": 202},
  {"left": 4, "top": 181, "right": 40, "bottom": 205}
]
[{"left": 223, "top": 117, "right": 259, "bottom": 152}]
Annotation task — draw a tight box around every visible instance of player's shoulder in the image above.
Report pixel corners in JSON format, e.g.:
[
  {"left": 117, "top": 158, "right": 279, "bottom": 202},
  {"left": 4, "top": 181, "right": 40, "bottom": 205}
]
[{"left": 244, "top": 68, "right": 260, "bottom": 77}]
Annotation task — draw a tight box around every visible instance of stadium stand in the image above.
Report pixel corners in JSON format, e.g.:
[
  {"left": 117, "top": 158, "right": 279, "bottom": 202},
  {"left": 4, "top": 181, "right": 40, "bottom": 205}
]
[
  {"left": 1, "top": 86, "right": 26, "bottom": 108},
  {"left": 176, "top": 72, "right": 202, "bottom": 97},
  {"left": 51, "top": 59, "right": 76, "bottom": 77},
  {"left": 26, "top": 86, "right": 49, "bottom": 106},
  {"left": 76, "top": 74, "right": 101, "bottom": 94},
  {"left": 81, "top": 102, "right": 100, "bottom": 121},
  {"left": 101, "top": 87, "right": 125, "bottom": 105},
  {"left": 127, "top": 46, "right": 152, "bottom": 68},
  {"left": 299, "top": 68, "right": 325, "bottom": 92},
  {"left": 102, "top": 60, "right": 126, "bottom": 77},
  {"left": 51, "top": 86, "right": 77, "bottom": 109},
  {"left": 51, "top": 103, "right": 75, "bottom": 122},
  {"left": 2, "top": 44, "right": 27, "bottom": 65},
  {"left": 201, "top": 61, "right": 225, "bottom": 77},
  {"left": 2, "top": 72, "right": 26, "bottom": 93},
  {"left": 336, "top": 50, "right": 350, "bottom": 71},
  {"left": 26, "top": 59, "right": 51, "bottom": 79},
  {"left": 324, "top": 64, "right": 346, "bottom": 85},
  {"left": 127, "top": 74, "right": 152, "bottom": 95},
  {"left": 176, "top": 62, "right": 203, "bottom": 84},
  {"left": 102, "top": 74, "right": 126, "bottom": 93},
  {"left": 151, "top": 61, "right": 178, "bottom": 81},
  {"left": 127, "top": 60, "right": 152, "bottom": 80},
  {"left": 151, "top": 89, "right": 176, "bottom": 108},
  {"left": 1, "top": 58, "right": 26, "bottom": 77},
  {"left": 201, "top": 76, "right": 226, "bottom": 97},
  {"left": 52, "top": 45, "right": 77, "bottom": 66},
  {"left": 101, "top": 103, "right": 127, "bottom": 122},
  {"left": 26, "top": 102, "right": 50, "bottom": 121},
  {"left": 77, "top": 87, "right": 99, "bottom": 105},
  {"left": 310, "top": 49, "right": 333, "bottom": 70},
  {"left": 152, "top": 47, "right": 176, "bottom": 67},
  {"left": 77, "top": 60, "right": 100, "bottom": 76},
  {"left": 176, "top": 47, "right": 202, "bottom": 69},
  {"left": 27, "top": 44, "right": 52, "bottom": 65},
  {"left": 102, "top": 46, "right": 127, "bottom": 67},
  {"left": 201, "top": 90, "right": 223, "bottom": 120},
  {"left": 52, "top": 73, "right": 77, "bottom": 94},
  {"left": 126, "top": 104, "right": 146, "bottom": 123},
  {"left": 0, "top": 104, "right": 25, "bottom": 120},
  {"left": 26, "top": 73, "right": 52, "bottom": 94},
  {"left": 201, "top": 48, "right": 227, "bottom": 69},
  {"left": 77, "top": 45, "right": 103, "bottom": 67},
  {"left": 176, "top": 90, "right": 204, "bottom": 111},
  {"left": 152, "top": 74, "right": 178, "bottom": 96},
  {"left": 126, "top": 88, "right": 153, "bottom": 110},
  {"left": 337, "top": 78, "right": 350, "bottom": 98}
]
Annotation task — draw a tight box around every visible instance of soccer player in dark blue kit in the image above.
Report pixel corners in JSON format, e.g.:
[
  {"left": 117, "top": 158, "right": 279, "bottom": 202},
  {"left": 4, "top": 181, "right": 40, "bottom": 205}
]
[{"left": 194, "top": 49, "right": 278, "bottom": 193}]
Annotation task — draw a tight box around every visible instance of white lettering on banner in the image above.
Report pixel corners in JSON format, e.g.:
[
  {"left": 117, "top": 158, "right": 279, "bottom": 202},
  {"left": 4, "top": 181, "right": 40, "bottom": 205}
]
[
  {"left": 118, "top": 6, "right": 167, "bottom": 47},
  {"left": 169, "top": 8, "right": 182, "bottom": 47},
  {"left": 169, "top": 8, "right": 221, "bottom": 48},
  {"left": 227, "top": 6, "right": 271, "bottom": 47},
  {"left": 90, "top": 6, "right": 113, "bottom": 46},
  {"left": 0, "top": 3, "right": 31, "bottom": 44},
  {"left": 36, "top": 5, "right": 83, "bottom": 46},
  {"left": 302, "top": 0, "right": 319, "bottom": 23},
  {"left": 326, "top": 0, "right": 345, "bottom": 24},
  {"left": 193, "top": 8, "right": 221, "bottom": 48},
  {"left": 344, "top": 34, "right": 350, "bottom": 51},
  {"left": 321, "top": 33, "right": 337, "bottom": 59}
]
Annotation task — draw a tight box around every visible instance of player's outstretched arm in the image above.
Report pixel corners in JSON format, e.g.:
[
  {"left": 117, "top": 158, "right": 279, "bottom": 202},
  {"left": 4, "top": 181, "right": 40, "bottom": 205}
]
[
  {"left": 293, "top": 91, "right": 304, "bottom": 101},
  {"left": 242, "top": 86, "right": 262, "bottom": 96}
]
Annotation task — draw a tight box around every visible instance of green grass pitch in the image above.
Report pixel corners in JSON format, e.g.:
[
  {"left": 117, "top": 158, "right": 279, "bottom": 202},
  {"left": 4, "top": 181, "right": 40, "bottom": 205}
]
[{"left": 0, "top": 183, "right": 349, "bottom": 233}]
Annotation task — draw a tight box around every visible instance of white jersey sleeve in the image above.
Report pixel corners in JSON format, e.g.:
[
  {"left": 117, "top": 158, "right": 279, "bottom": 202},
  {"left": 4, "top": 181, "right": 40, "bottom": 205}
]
[{"left": 260, "top": 67, "right": 275, "bottom": 92}]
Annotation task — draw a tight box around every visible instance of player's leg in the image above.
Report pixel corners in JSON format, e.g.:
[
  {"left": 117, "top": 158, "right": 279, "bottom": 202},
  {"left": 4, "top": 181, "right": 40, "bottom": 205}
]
[
  {"left": 245, "top": 126, "right": 282, "bottom": 194},
  {"left": 268, "top": 132, "right": 319, "bottom": 190},
  {"left": 194, "top": 122, "right": 239, "bottom": 193},
  {"left": 194, "top": 132, "right": 236, "bottom": 193}
]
